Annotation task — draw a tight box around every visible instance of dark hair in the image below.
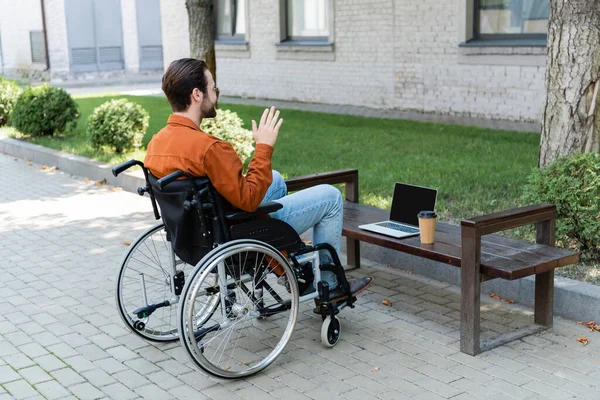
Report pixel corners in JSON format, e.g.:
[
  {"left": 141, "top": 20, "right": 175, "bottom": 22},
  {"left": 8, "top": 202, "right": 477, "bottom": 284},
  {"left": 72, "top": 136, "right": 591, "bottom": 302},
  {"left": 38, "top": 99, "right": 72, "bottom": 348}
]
[{"left": 162, "top": 58, "right": 209, "bottom": 112}]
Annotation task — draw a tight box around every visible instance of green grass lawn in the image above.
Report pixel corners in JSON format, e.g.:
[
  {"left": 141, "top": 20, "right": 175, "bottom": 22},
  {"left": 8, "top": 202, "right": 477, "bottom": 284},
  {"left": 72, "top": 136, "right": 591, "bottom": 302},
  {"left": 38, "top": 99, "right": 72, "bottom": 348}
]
[
  {"left": 4, "top": 94, "right": 599, "bottom": 284},
  {"left": 4, "top": 94, "right": 541, "bottom": 222}
]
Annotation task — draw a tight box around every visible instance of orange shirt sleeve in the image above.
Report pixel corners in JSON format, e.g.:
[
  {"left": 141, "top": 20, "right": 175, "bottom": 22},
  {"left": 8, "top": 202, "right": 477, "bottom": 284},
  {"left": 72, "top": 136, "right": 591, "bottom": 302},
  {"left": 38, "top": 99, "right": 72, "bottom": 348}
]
[{"left": 204, "top": 142, "right": 274, "bottom": 212}]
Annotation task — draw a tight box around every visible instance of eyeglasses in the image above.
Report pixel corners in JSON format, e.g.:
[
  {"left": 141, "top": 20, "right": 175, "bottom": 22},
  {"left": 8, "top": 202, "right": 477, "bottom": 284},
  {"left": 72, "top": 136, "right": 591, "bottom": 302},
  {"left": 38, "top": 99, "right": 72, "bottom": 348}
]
[{"left": 214, "top": 86, "right": 220, "bottom": 98}]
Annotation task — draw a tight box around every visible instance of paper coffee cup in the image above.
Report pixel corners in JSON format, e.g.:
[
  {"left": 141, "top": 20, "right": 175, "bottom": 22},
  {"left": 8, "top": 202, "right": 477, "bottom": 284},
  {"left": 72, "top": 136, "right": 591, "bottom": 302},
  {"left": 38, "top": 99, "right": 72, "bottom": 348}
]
[{"left": 418, "top": 210, "right": 437, "bottom": 244}]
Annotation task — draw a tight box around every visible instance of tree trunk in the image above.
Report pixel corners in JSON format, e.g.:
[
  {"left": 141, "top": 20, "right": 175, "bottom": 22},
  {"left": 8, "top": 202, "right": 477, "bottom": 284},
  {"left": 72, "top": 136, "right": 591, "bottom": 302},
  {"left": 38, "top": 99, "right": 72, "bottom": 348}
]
[
  {"left": 539, "top": 0, "right": 600, "bottom": 167},
  {"left": 186, "top": 0, "right": 216, "bottom": 84}
]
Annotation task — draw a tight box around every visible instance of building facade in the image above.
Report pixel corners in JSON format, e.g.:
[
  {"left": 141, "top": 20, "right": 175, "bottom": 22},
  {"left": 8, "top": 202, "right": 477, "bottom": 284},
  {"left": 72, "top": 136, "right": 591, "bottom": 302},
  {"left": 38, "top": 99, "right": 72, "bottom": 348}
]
[{"left": 0, "top": 0, "right": 550, "bottom": 123}]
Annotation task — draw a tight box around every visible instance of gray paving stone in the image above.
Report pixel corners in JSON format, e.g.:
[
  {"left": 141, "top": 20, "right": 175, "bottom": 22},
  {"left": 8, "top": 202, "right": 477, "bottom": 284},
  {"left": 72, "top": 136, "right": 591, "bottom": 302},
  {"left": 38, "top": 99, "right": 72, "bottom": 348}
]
[
  {"left": 61, "top": 355, "right": 96, "bottom": 373},
  {"left": 81, "top": 368, "right": 117, "bottom": 387},
  {"left": 124, "top": 357, "right": 161, "bottom": 375},
  {"left": 34, "top": 380, "right": 71, "bottom": 400},
  {"left": 94, "top": 357, "right": 129, "bottom": 375},
  {"left": 100, "top": 383, "right": 138, "bottom": 400},
  {"left": 0, "top": 365, "right": 21, "bottom": 384},
  {"left": 17, "top": 343, "right": 48, "bottom": 359},
  {"left": 3, "top": 353, "right": 35, "bottom": 370},
  {"left": 68, "top": 382, "right": 105, "bottom": 400},
  {"left": 113, "top": 369, "right": 151, "bottom": 389},
  {"left": 168, "top": 385, "right": 207, "bottom": 400},
  {"left": 17, "top": 365, "right": 52, "bottom": 384},
  {"left": 34, "top": 354, "right": 67, "bottom": 372},
  {"left": 3, "top": 379, "right": 38, "bottom": 399},
  {"left": 50, "top": 368, "right": 86, "bottom": 387},
  {"left": 134, "top": 383, "right": 172, "bottom": 400},
  {"left": 106, "top": 345, "right": 139, "bottom": 362},
  {"left": 146, "top": 370, "right": 183, "bottom": 391}
]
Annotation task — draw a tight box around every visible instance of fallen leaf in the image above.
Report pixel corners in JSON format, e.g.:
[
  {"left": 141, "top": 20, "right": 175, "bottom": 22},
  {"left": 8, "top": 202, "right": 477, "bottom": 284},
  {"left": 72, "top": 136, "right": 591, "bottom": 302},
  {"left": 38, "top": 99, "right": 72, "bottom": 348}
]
[
  {"left": 386, "top": 264, "right": 391, "bottom": 268},
  {"left": 382, "top": 299, "right": 392, "bottom": 307},
  {"left": 406, "top": 270, "right": 413, "bottom": 274},
  {"left": 224, "top": 366, "right": 231, "bottom": 371},
  {"left": 594, "top": 325, "right": 600, "bottom": 332},
  {"left": 95, "top": 179, "right": 108, "bottom": 186},
  {"left": 110, "top": 187, "right": 122, "bottom": 192},
  {"left": 121, "top": 241, "right": 131, "bottom": 246},
  {"left": 41, "top": 165, "right": 57, "bottom": 172},
  {"left": 85, "top": 177, "right": 91, "bottom": 184},
  {"left": 489, "top": 293, "right": 515, "bottom": 303},
  {"left": 372, "top": 366, "right": 380, "bottom": 372},
  {"left": 577, "top": 321, "right": 597, "bottom": 332},
  {"left": 576, "top": 336, "right": 589, "bottom": 346}
]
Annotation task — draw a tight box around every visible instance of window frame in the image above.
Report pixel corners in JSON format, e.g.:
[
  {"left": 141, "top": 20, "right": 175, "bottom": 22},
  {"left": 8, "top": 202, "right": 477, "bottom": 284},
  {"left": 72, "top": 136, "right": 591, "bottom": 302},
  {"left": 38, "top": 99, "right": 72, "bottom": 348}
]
[
  {"left": 214, "top": 0, "right": 247, "bottom": 43},
  {"left": 473, "top": 0, "right": 548, "bottom": 42},
  {"left": 279, "top": 0, "right": 333, "bottom": 44}
]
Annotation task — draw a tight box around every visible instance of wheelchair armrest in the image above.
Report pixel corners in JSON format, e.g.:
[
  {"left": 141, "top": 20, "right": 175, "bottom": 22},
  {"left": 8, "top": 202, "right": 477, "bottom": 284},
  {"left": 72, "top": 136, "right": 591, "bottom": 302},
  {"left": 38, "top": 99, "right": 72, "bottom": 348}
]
[{"left": 225, "top": 201, "right": 283, "bottom": 221}]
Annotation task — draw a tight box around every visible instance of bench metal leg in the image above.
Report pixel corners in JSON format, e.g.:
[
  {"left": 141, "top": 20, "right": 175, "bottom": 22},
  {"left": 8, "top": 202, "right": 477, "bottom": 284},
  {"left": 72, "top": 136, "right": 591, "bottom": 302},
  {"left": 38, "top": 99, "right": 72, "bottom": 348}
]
[
  {"left": 346, "top": 237, "right": 360, "bottom": 269},
  {"left": 460, "top": 226, "right": 481, "bottom": 356},
  {"left": 534, "top": 271, "right": 554, "bottom": 327}
]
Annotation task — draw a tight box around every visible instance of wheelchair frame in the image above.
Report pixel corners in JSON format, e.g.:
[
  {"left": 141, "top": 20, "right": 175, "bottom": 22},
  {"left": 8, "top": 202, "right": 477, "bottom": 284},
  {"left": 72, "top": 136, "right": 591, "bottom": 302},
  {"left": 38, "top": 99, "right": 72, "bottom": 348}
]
[{"left": 112, "top": 160, "right": 360, "bottom": 378}]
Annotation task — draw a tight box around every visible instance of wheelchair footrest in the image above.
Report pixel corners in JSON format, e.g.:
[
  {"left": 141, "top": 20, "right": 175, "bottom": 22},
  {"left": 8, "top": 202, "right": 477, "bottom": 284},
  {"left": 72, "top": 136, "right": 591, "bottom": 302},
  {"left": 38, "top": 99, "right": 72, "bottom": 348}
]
[{"left": 133, "top": 300, "right": 170, "bottom": 319}]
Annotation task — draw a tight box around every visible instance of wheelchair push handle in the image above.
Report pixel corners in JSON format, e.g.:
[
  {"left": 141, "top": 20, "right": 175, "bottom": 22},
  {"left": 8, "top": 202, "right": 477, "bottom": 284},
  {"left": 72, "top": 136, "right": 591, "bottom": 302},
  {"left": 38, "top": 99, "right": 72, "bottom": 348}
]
[
  {"left": 112, "top": 159, "right": 142, "bottom": 177},
  {"left": 157, "top": 170, "right": 184, "bottom": 191}
]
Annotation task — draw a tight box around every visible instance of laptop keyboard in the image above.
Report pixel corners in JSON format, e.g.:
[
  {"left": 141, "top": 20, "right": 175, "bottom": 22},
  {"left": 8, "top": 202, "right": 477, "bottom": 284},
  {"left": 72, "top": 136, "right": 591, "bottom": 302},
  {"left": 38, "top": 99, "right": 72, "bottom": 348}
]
[{"left": 376, "top": 221, "right": 419, "bottom": 234}]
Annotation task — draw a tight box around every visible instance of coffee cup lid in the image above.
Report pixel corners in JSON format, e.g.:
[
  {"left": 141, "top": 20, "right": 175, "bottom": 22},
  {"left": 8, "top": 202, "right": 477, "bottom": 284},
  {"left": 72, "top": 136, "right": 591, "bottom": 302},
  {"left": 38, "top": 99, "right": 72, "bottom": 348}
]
[{"left": 418, "top": 210, "right": 437, "bottom": 219}]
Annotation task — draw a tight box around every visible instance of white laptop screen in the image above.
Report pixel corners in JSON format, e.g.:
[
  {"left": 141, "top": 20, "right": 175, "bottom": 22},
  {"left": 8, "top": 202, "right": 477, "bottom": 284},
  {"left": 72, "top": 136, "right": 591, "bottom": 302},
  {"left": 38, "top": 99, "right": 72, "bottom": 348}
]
[{"left": 389, "top": 183, "right": 437, "bottom": 226}]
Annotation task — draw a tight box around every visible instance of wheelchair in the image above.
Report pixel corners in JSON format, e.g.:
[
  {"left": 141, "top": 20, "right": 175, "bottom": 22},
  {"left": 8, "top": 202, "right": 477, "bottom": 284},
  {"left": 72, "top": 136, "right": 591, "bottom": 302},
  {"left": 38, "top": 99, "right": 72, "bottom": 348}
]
[{"left": 112, "top": 160, "right": 371, "bottom": 379}]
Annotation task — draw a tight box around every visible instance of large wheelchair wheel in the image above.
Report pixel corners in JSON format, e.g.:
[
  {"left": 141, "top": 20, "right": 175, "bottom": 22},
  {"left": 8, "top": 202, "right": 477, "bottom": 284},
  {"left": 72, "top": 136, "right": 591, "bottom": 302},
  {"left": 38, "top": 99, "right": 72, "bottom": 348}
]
[
  {"left": 178, "top": 239, "right": 299, "bottom": 378},
  {"left": 116, "top": 223, "right": 195, "bottom": 341}
]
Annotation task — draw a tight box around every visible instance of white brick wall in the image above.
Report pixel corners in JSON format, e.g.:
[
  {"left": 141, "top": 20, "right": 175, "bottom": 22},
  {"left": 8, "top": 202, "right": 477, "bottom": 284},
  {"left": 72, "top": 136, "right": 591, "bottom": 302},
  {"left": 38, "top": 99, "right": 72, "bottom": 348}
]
[
  {"left": 2, "top": 0, "right": 545, "bottom": 123},
  {"left": 159, "top": 0, "right": 546, "bottom": 123},
  {"left": 0, "top": 0, "right": 45, "bottom": 73}
]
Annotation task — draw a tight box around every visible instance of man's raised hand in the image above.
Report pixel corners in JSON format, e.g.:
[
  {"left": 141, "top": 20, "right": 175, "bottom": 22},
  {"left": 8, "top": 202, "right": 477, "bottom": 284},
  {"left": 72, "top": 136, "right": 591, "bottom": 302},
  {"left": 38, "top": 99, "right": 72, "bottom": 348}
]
[{"left": 252, "top": 106, "right": 283, "bottom": 147}]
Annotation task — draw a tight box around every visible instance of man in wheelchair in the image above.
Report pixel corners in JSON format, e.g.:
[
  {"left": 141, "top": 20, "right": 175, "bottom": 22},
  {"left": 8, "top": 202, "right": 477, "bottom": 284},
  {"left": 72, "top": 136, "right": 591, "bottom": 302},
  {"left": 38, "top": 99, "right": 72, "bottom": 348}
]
[
  {"left": 114, "top": 58, "right": 373, "bottom": 378},
  {"left": 144, "top": 58, "right": 372, "bottom": 303}
]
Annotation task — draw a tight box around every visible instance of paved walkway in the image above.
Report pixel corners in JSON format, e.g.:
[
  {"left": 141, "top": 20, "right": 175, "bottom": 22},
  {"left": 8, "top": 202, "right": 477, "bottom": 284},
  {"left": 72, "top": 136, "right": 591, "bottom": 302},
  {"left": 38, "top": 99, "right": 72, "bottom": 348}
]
[{"left": 1, "top": 153, "right": 599, "bottom": 400}]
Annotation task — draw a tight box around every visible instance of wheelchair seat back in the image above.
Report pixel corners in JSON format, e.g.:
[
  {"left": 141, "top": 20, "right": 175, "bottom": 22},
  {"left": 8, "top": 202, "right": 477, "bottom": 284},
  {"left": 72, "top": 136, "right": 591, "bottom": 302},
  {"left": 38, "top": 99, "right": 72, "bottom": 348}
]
[{"left": 148, "top": 174, "right": 218, "bottom": 265}]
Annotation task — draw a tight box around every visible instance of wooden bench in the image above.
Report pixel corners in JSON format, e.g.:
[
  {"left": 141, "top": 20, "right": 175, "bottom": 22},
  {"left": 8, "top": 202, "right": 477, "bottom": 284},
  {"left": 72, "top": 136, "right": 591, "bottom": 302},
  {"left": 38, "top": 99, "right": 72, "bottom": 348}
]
[{"left": 285, "top": 169, "right": 579, "bottom": 355}]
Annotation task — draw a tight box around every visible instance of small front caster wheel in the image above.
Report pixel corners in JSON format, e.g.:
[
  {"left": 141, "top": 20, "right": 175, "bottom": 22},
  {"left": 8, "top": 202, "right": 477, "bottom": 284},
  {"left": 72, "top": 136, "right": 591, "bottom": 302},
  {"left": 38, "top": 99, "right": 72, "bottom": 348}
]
[
  {"left": 133, "top": 320, "right": 145, "bottom": 331},
  {"left": 321, "top": 315, "right": 341, "bottom": 347}
]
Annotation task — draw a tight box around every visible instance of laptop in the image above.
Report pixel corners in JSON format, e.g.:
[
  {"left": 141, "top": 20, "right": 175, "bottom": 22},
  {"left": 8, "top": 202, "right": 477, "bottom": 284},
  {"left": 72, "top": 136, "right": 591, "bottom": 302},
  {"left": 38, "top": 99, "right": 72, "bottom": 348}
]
[{"left": 359, "top": 183, "right": 437, "bottom": 239}]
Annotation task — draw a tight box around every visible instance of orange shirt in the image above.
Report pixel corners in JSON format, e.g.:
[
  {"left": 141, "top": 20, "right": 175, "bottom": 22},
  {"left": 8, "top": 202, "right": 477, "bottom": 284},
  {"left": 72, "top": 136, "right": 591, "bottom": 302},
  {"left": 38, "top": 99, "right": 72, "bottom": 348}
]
[{"left": 144, "top": 114, "right": 273, "bottom": 212}]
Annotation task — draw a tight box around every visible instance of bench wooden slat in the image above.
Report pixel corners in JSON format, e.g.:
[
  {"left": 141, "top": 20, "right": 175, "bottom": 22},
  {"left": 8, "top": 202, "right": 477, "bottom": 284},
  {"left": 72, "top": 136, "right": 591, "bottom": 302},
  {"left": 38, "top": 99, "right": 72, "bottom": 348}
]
[{"left": 342, "top": 202, "right": 576, "bottom": 280}]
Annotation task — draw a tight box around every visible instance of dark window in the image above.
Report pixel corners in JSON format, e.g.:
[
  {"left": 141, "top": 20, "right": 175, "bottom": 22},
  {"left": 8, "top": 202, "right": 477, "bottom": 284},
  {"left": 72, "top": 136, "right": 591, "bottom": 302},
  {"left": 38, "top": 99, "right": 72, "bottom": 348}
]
[
  {"left": 215, "top": 0, "right": 246, "bottom": 41},
  {"left": 30, "top": 31, "right": 47, "bottom": 64},
  {"left": 284, "top": 0, "right": 329, "bottom": 42},
  {"left": 475, "top": 0, "right": 549, "bottom": 41}
]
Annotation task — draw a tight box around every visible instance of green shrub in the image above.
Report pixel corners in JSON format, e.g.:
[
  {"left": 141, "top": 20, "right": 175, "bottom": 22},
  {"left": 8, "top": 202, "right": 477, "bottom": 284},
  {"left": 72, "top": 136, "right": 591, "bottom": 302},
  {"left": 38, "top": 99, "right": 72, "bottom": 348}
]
[
  {"left": 0, "top": 78, "right": 22, "bottom": 126},
  {"left": 87, "top": 99, "right": 149, "bottom": 153},
  {"left": 11, "top": 84, "right": 78, "bottom": 136},
  {"left": 201, "top": 109, "right": 254, "bottom": 164},
  {"left": 523, "top": 153, "right": 600, "bottom": 261}
]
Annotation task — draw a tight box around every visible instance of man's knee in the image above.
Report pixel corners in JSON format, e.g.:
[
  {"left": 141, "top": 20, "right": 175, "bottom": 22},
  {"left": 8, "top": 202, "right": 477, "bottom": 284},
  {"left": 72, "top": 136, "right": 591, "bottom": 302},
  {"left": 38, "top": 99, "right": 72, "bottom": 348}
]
[{"left": 318, "top": 184, "right": 343, "bottom": 206}]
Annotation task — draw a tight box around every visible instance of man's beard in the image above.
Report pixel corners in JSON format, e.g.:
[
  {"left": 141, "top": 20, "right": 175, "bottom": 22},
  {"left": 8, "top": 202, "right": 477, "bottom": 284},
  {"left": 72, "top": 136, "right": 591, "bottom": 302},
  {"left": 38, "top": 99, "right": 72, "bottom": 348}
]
[{"left": 201, "top": 99, "right": 217, "bottom": 119}]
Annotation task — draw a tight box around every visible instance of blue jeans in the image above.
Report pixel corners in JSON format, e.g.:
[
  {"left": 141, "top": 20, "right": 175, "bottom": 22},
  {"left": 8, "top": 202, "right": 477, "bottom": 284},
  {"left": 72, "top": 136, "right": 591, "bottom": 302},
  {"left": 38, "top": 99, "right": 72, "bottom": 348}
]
[{"left": 261, "top": 171, "right": 343, "bottom": 283}]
